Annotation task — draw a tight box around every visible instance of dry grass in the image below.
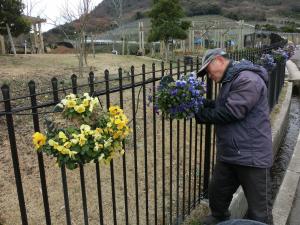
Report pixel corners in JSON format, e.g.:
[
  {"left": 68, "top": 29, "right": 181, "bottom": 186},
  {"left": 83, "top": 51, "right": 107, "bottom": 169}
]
[
  {"left": 0, "top": 54, "right": 161, "bottom": 97},
  {"left": 0, "top": 54, "right": 210, "bottom": 225}
]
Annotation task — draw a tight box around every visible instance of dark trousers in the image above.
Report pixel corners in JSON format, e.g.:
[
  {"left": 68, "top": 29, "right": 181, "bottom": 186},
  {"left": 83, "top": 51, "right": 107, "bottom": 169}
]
[{"left": 209, "top": 161, "right": 273, "bottom": 225}]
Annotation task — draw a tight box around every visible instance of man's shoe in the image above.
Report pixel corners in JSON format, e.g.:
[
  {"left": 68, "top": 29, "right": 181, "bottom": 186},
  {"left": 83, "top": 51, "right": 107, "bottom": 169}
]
[{"left": 201, "top": 215, "right": 229, "bottom": 225}]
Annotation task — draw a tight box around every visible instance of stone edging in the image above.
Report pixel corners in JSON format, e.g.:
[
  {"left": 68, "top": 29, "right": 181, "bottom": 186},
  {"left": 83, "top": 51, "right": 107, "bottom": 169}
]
[
  {"left": 272, "top": 91, "right": 300, "bottom": 224},
  {"left": 272, "top": 130, "right": 300, "bottom": 225}
]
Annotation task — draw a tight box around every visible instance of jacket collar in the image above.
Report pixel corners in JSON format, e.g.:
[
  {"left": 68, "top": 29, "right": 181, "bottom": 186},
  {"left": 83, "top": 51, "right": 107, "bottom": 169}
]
[{"left": 221, "top": 60, "right": 235, "bottom": 83}]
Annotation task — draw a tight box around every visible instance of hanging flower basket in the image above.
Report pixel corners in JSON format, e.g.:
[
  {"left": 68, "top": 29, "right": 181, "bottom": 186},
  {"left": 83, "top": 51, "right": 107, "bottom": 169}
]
[
  {"left": 32, "top": 93, "right": 130, "bottom": 170},
  {"left": 150, "top": 72, "right": 206, "bottom": 120}
]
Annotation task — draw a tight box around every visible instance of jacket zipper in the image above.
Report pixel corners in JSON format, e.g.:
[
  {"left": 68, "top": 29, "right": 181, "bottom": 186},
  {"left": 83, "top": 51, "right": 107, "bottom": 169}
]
[{"left": 232, "top": 137, "right": 241, "bottom": 154}]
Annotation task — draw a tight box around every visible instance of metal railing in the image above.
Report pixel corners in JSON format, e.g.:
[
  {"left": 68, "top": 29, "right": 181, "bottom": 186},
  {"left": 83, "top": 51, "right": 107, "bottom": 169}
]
[{"left": 0, "top": 41, "right": 286, "bottom": 225}]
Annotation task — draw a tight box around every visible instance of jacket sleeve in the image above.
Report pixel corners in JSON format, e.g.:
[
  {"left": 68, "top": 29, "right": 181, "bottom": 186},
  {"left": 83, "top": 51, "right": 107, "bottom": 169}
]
[
  {"left": 202, "top": 99, "right": 216, "bottom": 108},
  {"left": 225, "top": 73, "right": 262, "bottom": 120},
  {"left": 196, "top": 73, "right": 262, "bottom": 124},
  {"left": 195, "top": 105, "right": 238, "bottom": 124}
]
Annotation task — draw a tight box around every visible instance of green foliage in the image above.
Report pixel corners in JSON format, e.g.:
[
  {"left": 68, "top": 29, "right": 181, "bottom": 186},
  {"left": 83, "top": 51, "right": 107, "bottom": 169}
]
[
  {"left": 256, "top": 23, "right": 300, "bottom": 33},
  {"left": 280, "top": 24, "right": 300, "bottom": 33},
  {"left": 223, "top": 8, "right": 266, "bottom": 21},
  {"left": 0, "top": 0, "right": 31, "bottom": 36},
  {"left": 135, "top": 11, "right": 146, "bottom": 20},
  {"left": 290, "top": 3, "right": 300, "bottom": 13},
  {"left": 187, "top": 3, "right": 222, "bottom": 16},
  {"left": 263, "top": 0, "right": 282, "bottom": 6},
  {"left": 148, "top": 0, "right": 191, "bottom": 43},
  {"left": 261, "top": 24, "right": 278, "bottom": 31}
]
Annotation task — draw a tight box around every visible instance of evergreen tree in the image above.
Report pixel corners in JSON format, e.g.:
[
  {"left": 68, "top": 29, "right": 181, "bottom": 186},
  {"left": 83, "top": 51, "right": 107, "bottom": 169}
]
[
  {"left": 148, "top": 0, "right": 190, "bottom": 61},
  {"left": 0, "top": 0, "right": 31, "bottom": 54}
]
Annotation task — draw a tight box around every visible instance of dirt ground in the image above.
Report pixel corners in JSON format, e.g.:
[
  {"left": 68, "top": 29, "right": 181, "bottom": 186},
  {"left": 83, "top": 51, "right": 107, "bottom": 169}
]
[
  {"left": 0, "top": 54, "right": 161, "bottom": 95},
  {"left": 0, "top": 53, "right": 209, "bottom": 225}
]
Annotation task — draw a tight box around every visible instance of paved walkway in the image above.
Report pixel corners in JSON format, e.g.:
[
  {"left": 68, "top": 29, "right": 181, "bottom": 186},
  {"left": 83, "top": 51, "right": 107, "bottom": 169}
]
[
  {"left": 286, "top": 47, "right": 300, "bottom": 225},
  {"left": 286, "top": 48, "right": 300, "bottom": 80}
]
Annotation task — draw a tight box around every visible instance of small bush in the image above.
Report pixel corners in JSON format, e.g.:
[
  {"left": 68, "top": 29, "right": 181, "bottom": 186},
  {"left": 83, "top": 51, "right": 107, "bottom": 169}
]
[{"left": 187, "top": 3, "right": 222, "bottom": 16}]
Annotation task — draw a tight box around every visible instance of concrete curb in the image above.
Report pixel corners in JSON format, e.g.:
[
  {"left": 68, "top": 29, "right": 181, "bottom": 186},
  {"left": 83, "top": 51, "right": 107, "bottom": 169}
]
[
  {"left": 272, "top": 128, "right": 300, "bottom": 225},
  {"left": 271, "top": 58, "right": 300, "bottom": 225},
  {"left": 228, "top": 81, "right": 293, "bottom": 219}
]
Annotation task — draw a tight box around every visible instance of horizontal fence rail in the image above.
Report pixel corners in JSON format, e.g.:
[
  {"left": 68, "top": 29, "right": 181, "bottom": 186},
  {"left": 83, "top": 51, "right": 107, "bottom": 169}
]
[{"left": 0, "top": 41, "right": 286, "bottom": 225}]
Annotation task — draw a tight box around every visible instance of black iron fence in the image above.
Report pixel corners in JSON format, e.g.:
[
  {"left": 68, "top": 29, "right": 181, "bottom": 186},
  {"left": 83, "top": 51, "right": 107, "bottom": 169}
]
[{"left": 0, "top": 42, "right": 286, "bottom": 225}]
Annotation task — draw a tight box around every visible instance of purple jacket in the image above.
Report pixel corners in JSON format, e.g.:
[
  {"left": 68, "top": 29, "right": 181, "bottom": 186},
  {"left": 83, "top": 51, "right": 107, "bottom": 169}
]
[{"left": 205, "top": 60, "right": 273, "bottom": 168}]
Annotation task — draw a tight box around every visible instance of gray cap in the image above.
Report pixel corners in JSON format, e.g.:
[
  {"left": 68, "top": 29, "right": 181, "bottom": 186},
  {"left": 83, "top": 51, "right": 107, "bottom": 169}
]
[{"left": 197, "top": 48, "right": 227, "bottom": 77}]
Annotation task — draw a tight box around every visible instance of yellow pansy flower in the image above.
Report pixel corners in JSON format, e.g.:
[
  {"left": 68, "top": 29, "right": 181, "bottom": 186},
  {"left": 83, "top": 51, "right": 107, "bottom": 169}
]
[
  {"left": 48, "top": 139, "right": 59, "bottom": 148},
  {"left": 117, "top": 121, "right": 126, "bottom": 130},
  {"left": 98, "top": 154, "right": 105, "bottom": 161},
  {"left": 93, "top": 128, "right": 102, "bottom": 140},
  {"left": 58, "top": 131, "right": 68, "bottom": 142},
  {"left": 108, "top": 128, "right": 113, "bottom": 133},
  {"left": 95, "top": 128, "right": 103, "bottom": 134},
  {"left": 113, "top": 133, "right": 119, "bottom": 139},
  {"left": 80, "top": 124, "right": 91, "bottom": 132},
  {"left": 70, "top": 138, "right": 78, "bottom": 145},
  {"left": 120, "top": 149, "right": 125, "bottom": 155},
  {"left": 56, "top": 145, "right": 64, "bottom": 153},
  {"left": 68, "top": 150, "right": 78, "bottom": 158},
  {"left": 109, "top": 106, "right": 123, "bottom": 116},
  {"left": 78, "top": 134, "right": 87, "bottom": 146},
  {"left": 89, "top": 97, "right": 99, "bottom": 112},
  {"left": 104, "top": 138, "right": 113, "bottom": 148},
  {"left": 66, "top": 93, "right": 76, "bottom": 99},
  {"left": 83, "top": 99, "right": 90, "bottom": 107},
  {"left": 114, "top": 118, "right": 122, "bottom": 125},
  {"left": 63, "top": 141, "right": 72, "bottom": 149},
  {"left": 94, "top": 142, "right": 104, "bottom": 151},
  {"left": 32, "top": 132, "right": 47, "bottom": 150},
  {"left": 83, "top": 93, "right": 91, "bottom": 100},
  {"left": 121, "top": 115, "right": 129, "bottom": 123},
  {"left": 74, "top": 104, "right": 85, "bottom": 113},
  {"left": 66, "top": 99, "right": 76, "bottom": 108}
]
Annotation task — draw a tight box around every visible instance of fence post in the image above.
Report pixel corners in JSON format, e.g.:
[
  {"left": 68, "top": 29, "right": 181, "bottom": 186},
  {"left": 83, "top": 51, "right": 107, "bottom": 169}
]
[
  {"left": 182, "top": 61, "right": 187, "bottom": 220},
  {"left": 88, "top": 71, "right": 95, "bottom": 95},
  {"left": 28, "top": 80, "right": 51, "bottom": 225},
  {"left": 71, "top": 74, "right": 78, "bottom": 95},
  {"left": 105, "top": 69, "right": 118, "bottom": 225},
  {"left": 118, "top": 67, "right": 129, "bottom": 225},
  {"left": 1, "top": 85, "right": 28, "bottom": 225},
  {"left": 131, "top": 65, "right": 140, "bottom": 225},
  {"left": 161, "top": 61, "right": 166, "bottom": 225},
  {"left": 142, "top": 64, "right": 150, "bottom": 225},
  {"left": 152, "top": 62, "right": 158, "bottom": 225},
  {"left": 51, "top": 77, "right": 72, "bottom": 225},
  {"left": 71, "top": 74, "right": 89, "bottom": 225},
  {"left": 176, "top": 59, "right": 182, "bottom": 224},
  {"left": 169, "top": 61, "right": 174, "bottom": 225},
  {"left": 203, "top": 77, "right": 213, "bottom": 197}
]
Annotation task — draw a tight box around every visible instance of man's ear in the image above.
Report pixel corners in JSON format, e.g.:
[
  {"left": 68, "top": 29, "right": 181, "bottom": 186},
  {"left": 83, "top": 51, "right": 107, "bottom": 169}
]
[{"left": 215, "top": 55, "right": 224, "bottom": 63}]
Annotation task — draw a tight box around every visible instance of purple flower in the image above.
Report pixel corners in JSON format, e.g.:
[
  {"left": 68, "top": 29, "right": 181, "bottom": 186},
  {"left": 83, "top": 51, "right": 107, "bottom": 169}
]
[
  {"left": 171, "top": 89, "right": 178, "bottom": 96},
  {"left": 152, "top": 72, "right": 206, "bottom": 119}
]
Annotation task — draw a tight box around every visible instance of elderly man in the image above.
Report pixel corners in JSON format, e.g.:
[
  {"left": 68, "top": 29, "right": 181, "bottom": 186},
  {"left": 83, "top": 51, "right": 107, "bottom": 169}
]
[{"left": 196, "top": 49, "right": 273, "bottom": 225}]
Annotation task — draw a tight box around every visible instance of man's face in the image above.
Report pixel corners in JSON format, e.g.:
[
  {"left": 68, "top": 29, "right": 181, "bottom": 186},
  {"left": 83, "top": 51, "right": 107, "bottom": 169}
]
[{"left": 206, "top": 56, "right": 228, "bottom": 83}]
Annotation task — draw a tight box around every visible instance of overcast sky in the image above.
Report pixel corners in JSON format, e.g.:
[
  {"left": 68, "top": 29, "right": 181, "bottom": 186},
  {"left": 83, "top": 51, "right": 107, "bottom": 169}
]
[{"left": 22, "top": 0, "right": 104, "bottom": 32}]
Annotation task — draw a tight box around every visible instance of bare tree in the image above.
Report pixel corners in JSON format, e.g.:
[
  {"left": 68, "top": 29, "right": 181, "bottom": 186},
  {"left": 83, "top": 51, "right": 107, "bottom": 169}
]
[
  {"left": 24, "top": 0, "right": 45, "bottom": 17},
  {"left": 61, "top": 0, "right": 95, "bottom": 77},
  {"left": 110, "top": 0, "right": 125, "bottom": 55}
]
